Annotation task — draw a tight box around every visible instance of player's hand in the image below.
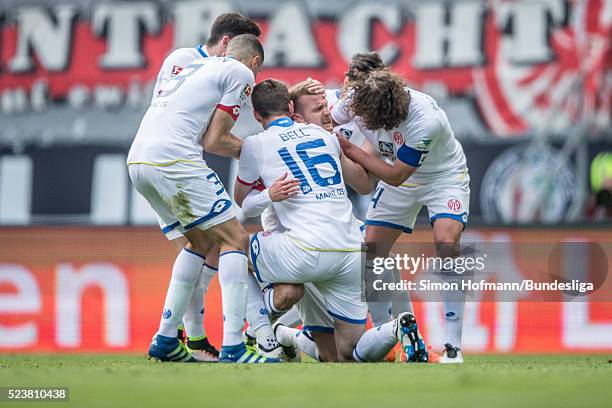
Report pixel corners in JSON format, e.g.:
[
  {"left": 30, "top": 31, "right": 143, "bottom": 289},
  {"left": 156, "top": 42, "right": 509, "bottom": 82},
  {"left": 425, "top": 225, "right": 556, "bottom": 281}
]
[
  {"left": 336, "top": 132, "right": 356, "bottom": 158},
  {"left": 268, "top": 172, "right": 301, "bottom": 202},
  {"left": 305, "top": 77, "right": 325, "bottom": 95}
]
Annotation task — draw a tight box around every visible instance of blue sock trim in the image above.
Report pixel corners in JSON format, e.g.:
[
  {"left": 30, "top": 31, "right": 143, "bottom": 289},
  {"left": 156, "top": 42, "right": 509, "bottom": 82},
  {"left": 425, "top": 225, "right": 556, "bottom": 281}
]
[
  {"left": 365, "top": 219, "right": 413, "bottom": 234},
  {"left": 203, "top": 263, "right": 218, "bottom": 271},
  {"left": 220, "top": 250, "right": 247, "bottom": 258},
  {"left": 327, "top": 309, "right": 368, "bottom": 325},
  {"left": 303, "top": 325, "right": 335, "bottom": 334},
  {"left": 183, "top": 247, "right": 206, "bottom": 261},
  {"left": 353, "top": 347, "right": 366, "bottom": 362}
]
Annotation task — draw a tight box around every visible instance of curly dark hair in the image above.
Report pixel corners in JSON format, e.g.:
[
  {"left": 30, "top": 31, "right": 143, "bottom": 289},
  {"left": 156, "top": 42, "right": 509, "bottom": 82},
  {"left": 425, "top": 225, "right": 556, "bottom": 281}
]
[
  {"left": 346, "top": 52, "right": 385, "bottom": 82},
  {"left": 349, "top": 70, "right": 409, "bottom": 130},
  {"left": 208, "top": 13, "right": 261, "bottom": 45}
]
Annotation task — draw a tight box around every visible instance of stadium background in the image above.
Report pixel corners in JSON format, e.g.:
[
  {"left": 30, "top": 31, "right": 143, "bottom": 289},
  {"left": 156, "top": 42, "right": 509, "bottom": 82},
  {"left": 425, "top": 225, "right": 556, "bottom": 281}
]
[{"left": 0, "top": 0, "right": 610, "bottom": 354}]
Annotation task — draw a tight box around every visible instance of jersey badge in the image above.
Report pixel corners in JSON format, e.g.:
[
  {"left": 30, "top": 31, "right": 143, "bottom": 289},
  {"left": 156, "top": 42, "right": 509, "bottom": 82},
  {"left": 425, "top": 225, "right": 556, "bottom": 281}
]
[{"left": 393, "top": 131, "right": 404, "bottom": 145}]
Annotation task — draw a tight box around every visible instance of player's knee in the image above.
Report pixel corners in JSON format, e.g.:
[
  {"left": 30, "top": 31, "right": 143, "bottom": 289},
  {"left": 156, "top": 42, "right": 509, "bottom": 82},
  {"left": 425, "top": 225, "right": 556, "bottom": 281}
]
[
  {"left": 274, "top": 284, "right": 304, "bottom": 310},
  {"left": 317, "top": 348, "right": 339, "bottom": 362},
  {"left": 336, "top": 346, "right": 356, "bottom": 362}
]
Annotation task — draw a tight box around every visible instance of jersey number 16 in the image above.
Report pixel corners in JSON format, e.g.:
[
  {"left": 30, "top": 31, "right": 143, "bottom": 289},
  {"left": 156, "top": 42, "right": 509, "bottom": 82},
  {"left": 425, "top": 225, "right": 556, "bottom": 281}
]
[{"left": 278, "top": 138, "right": 341, "bottom": 194}]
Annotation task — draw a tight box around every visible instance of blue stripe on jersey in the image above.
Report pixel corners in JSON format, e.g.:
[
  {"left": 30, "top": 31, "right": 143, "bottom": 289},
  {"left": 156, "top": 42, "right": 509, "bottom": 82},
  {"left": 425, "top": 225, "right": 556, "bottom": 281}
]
[
  {"left": 268, "top": 117, "right": 294, "bottom": 128},
  {"left": 397, "top": 145, "right": 425, "bottom": 167},
  {"left": 196, "top": 44, "right": 208, "bottom": 58}
]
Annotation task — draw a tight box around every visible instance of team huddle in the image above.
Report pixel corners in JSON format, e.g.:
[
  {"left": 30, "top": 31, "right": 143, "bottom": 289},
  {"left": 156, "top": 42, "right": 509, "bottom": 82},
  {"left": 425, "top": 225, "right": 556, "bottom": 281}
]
[{"left": 127, "top": 13, "right": 470, "bottom": 364}]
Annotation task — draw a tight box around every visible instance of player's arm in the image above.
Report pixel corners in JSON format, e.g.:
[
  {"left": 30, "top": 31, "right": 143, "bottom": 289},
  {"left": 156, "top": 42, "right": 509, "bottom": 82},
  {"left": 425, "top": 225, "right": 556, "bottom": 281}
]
[
  {"left": 338, "top": 135, "right": 416, "bottom": 187},
  {"left": 339, "top": 151, "right": 372, "bottom": 194},
  {"left": 201, "top": 108, "right": 243, "bottom": 158},
  {"left": 240, "top": 173, "right": 300, "bottom": 216},
  {"left": 204, "top": 61, "right": 255, "bottom": 159}
]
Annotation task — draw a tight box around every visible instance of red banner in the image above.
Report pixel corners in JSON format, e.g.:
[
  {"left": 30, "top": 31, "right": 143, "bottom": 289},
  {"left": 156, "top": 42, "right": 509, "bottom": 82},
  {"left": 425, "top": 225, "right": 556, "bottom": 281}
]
[
  {"left": 1, "top": 227, "right": 611, "bottom": 354},
  {"left": 0, "top": 0, "right": 609, "bottom": 137}
]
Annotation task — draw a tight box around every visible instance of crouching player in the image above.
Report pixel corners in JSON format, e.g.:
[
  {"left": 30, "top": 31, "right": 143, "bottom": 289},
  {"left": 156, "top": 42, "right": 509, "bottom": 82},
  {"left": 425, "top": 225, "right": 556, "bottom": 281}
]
[
  {"left": 333, "top": 70, "right": 470, "bottom": 363},
  {"left": 234, "top": 79, "right": 373, "bottom": 361}
]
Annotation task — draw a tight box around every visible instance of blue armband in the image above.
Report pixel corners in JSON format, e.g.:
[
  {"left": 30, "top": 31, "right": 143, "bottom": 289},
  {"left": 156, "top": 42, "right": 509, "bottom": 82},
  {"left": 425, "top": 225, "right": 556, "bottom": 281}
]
[{"left": 397, "top": 145, "right": 427, "bottom": 167}]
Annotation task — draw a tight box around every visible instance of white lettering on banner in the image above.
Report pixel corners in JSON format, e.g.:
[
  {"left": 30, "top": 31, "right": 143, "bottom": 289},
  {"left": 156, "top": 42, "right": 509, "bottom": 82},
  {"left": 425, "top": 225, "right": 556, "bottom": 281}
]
[
  {"left": 495, "top": 0, "right": 566, "bottom": 64},
  {"left": 563, "top": 302, "right": 612, "bottom": 348},
  {"left": 337, "top": 3, "right": 401, "bottom": 64},
  {"left": 413, "top": 1, "right": 485, "bottom": 68},
  {"left": 0, "top": 265, "right": 41, "bottom": 348},
  {"left": 92, "top": 2, "right": 161, "bottom": 68},
  {"left": 263, "top": 1, "right": 322, "bottom": 67},
  {"left": 56, "top": 263, "right": 129, "bottom": 348},
  {"left": 8, "top": 5, "right": 77, "bottom": 72},
  {"left": 173, "top": 0, "right": 233, "bottom": 48}
]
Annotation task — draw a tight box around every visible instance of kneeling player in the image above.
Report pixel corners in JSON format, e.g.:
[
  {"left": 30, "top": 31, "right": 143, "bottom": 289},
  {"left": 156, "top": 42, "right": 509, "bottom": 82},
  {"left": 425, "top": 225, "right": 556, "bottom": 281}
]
[{"left": 235, "top": 79, "right": 371, "bottom": 361}]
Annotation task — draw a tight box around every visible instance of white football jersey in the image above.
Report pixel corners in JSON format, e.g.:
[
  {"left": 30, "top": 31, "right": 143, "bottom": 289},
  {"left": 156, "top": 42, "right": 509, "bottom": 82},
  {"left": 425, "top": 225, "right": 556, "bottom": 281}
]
[
  {"left": 151, "top": 45, "right": 209, "bottom": 102},
  {"left": 128, "top": 57, "right": 254, "bottom": 164},
  {"left": 238, "top": 118, "right": 362, "bottom": 251},
  {"left": 331, "top": 87, "right": 466, "bottom": 184}
]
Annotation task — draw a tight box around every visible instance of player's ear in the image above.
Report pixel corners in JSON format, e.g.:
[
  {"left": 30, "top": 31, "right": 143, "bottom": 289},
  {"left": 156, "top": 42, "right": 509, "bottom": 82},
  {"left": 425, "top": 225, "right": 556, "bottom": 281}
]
[
  {"left": 288, "top": 100, "right": 295, "bottom": 117},
  {"left": 221, "top": 35, "right": 231, "bottom": 48},
  {"left": 293, "top": 112, "right": 306, "bottom": 123},
  {"left": 253, "top": 110, "right": 264, "bottom": 125},
  {"left": 251, "top": 55, "right": 262, "bottom": 71}
]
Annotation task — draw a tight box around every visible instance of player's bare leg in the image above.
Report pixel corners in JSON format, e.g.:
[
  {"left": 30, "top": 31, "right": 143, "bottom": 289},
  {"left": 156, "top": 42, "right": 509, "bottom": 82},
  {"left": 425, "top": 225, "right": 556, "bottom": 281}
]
[
  {"left": 333, "top": 320, "right": 366, "bottom": 362},
  {"left": 433, "top": 217, "right": 465, "bottom": 364}
]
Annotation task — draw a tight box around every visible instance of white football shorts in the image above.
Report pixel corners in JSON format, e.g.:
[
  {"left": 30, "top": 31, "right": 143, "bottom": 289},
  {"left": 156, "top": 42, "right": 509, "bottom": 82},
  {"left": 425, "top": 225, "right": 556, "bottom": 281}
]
[{"left": 128, "top": 161, "right": 235, "bottom": 238}]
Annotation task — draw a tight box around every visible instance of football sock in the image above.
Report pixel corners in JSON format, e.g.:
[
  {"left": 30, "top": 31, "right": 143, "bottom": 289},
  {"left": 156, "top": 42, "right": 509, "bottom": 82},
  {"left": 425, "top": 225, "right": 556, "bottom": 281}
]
[
  {"left": 353, "top": 320, "right": 397, "bottom": 362},
  {"left": 276, "top": 325, "right": 318, "bottom": 360},
  {"left": 441, "top": 269, "right": 465, "bottom": 348},
  {"left": 218, "top": 251, "right": 249, "bottom": 347},
  {"left": 157, "top": 248, "right": 204, "bottom": 338},
  {"left": 182, "top": 263, "right": 217, "bottom": 338},
  {"left": 276, "top": 307, "right": 302, "bottom": 328},
  {"left": 245, "top": 273, "right": 277, "bottom": 347},
  {"left": 263, "top": 287, "right": 287, "bottom": 316}
]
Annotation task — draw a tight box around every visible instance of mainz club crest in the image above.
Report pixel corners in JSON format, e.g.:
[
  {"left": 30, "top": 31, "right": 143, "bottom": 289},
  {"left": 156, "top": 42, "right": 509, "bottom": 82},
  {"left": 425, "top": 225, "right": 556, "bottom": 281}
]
[
  {"left": 393, "top": 132, "right": 404, "bottom": 145},
  {"left": 448, "top": 199, "right": 461, "bottom": 211}
]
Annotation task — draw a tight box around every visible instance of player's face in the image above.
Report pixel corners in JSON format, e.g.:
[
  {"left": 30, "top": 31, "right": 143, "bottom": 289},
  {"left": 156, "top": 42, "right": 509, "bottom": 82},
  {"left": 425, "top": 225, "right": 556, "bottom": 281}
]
[{"left": 296, "top": 94, "right": 333, "bottom": 131}]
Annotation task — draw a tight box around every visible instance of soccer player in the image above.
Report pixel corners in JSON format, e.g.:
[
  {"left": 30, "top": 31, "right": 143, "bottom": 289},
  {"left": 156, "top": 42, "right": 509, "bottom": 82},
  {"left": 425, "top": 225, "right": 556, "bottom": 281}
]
[
  {"left": 147, "top": 13, "right": 263, "bottom": 361},
  {"left": 235, "top": 79, "right": 372, "bottom": 361},
  {"left": 128, "top": 34, "right": 277, "bottom": 363},
  {"left": 333, "top": 69, "right": 470, "bottom": 363}
]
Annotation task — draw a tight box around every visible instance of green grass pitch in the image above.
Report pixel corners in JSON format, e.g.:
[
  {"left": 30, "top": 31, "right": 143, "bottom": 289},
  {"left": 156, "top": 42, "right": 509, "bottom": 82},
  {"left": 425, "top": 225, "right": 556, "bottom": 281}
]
[{"left": 1, "top": 354, "right": 612, "bottom": 408}]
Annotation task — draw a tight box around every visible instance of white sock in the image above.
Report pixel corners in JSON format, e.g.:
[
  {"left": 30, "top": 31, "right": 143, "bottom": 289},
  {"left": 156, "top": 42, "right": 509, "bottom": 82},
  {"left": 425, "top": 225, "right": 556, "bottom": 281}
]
[
  {"left": 245, "top": 273, "right": 276, "bottom": 348},
  {"left": 218, "top": 251, "right": 249, "bottom": 346},
  {"left": 276, "top": 307, "right": 302, "bottom": 328},
  {"left": 368, "top": 301, "right": 393, "bottom": 327},
  {"left": 182, "top": 263, "right": 217, "bottom": 338},
  {"left": 276, "top": 325, "right": 318, "bottom": 360},
  {"left": 157, "top": 248, "right": 204, "bottom": 338},
  {"left": 391, "top": 267, "right": 414, "bottom": 316},
  {"left": 441, "top": 270, "right": 466, "bottom": 348},
  {"left": 353, "top": 320, "right": 397, "bottom": 362},
  {"left": 263, "top": 287, "right": 287, "bottom": 316}
]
